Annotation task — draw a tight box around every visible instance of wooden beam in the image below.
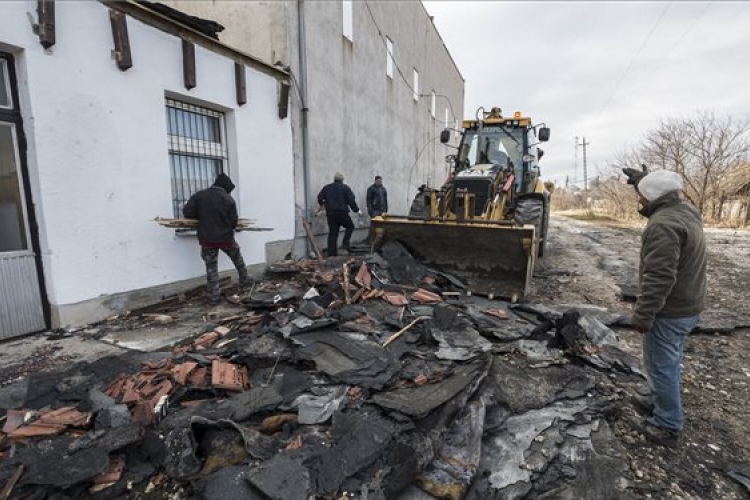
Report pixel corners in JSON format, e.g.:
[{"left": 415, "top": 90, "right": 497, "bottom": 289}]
[
  {"left": 103, "top": 0, "right": 289, "bottom": 83},
  {"left": 182, "top": 40, "right": 196, "bottom": 90},
  {"left": 37, "top": 0, "right": 55, "bottom": 49},
  {"left": 278, "top": 82, "right": 290, "bottom": 119},
  {"left": 235, "top": 63, "right": 247, "bottom": 106},
  {"left": 109, "top": 10, "right": 133, "bottom": 71}
]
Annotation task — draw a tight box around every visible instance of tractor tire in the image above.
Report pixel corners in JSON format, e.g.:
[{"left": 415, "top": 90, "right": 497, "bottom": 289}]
[
  {"left": 539, "top": 196, "right": 551, "bottom": 258},
  {"left": 514, "top": 196, "right": 545, "bottom": 260}
]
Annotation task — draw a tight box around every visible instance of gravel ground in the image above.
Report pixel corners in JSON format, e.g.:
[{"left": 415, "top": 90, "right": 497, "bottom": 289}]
[{"left": 532, "top": 215, "right": 750, "bottom": 500}]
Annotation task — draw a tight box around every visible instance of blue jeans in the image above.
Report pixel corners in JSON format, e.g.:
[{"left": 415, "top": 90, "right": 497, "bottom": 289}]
[{"left": 643, "top": 315, "right": 701, "bottom": 431}]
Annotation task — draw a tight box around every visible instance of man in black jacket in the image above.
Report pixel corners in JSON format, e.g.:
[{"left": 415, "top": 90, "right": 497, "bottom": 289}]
[
  {"left": 317, "top": 172, "right": 361, "bottom": 257},
  {"left": 366, "top": 175, "right": 388, "bottom": 243},
  {"left": 366, "top": 176, "right": 388, "bottom": 217},
  {"left": 183, "top": 173, "right": 252, "bottom": 305}
]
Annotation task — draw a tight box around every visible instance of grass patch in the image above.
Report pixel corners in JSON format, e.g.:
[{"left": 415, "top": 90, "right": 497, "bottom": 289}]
[{"left": 554, "top": 210, "right": 617, "bottom": 222}]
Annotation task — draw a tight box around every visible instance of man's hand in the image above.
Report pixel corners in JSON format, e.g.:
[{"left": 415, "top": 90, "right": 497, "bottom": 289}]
[{"left": 622, "top": 164, "right": 649, "bottom": 186}]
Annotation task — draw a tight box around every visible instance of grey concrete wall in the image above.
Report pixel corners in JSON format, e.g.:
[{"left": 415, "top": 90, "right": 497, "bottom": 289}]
[
  {"left": 161, "top": 1, "right": 465, "bottom": 252},
  {"left": 300, "top": 1, "right": 465, "bottom": 237}
]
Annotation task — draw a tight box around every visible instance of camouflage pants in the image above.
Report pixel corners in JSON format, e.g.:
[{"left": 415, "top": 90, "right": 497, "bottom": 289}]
[{"left": 201, "top": 243, "right": 249, "bottom": 302}]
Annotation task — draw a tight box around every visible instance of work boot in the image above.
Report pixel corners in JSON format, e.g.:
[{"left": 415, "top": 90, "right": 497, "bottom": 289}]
[
  {"left": 630, "top": 394, "right": 654, "bottom": 416},
  {"left": 240, "top": 277, "right": 255, "bottom": 289},
  {"left": 641, "top": 422, "right": 680, "bottom": 448},
  {"left": 627, "top": 416, "right": 680, "bottom": 448}
]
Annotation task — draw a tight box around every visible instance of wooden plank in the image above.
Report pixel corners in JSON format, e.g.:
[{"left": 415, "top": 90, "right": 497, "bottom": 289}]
[
  {"left": 301, "top": 216, "right": 323, "bottom": 262},
  {"left": 0, "top": 464, "right": 24, "bottom": 500},
  {"left": 182, "top": 40, "right": 196, "bottom": 90},
  {"left": 235, "top": 63, "right": 247, "bottom": 106},
  {"left": 109, "top": 10, "right": 133, "bottom": 71},
  {"left": 278, "top": 82, "right": 290, "bottom": 119},
  {"left": 37, "top": 0, "right": 55, "bottom": 49}
]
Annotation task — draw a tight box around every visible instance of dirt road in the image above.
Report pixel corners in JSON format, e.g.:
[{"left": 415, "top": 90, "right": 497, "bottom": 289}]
[{"left": 534, "top": 215, "right": 750, "bottom": 499}]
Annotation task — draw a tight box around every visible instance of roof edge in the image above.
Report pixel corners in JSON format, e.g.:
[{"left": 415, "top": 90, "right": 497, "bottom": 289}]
[{"left": 102, "top": 0, "right": 289, "bottom": 82}]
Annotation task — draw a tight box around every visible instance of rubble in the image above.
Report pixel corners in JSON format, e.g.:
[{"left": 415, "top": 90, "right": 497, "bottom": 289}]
[{"left": 0, "top": 246, "right": 651, "bottom": 499}]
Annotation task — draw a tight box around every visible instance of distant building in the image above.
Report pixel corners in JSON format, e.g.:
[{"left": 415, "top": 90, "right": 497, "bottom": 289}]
[
  {"left": 162, "top": 0, "right": 466, "bottom": 252},
  {"left": 0, "top": 1, "right": 294, "bottom": 336}
]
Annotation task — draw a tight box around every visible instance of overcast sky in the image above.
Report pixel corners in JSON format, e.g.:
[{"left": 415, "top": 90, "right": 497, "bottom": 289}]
[{"left": 423, "top": 1, "right": 750, "bottom": 187}]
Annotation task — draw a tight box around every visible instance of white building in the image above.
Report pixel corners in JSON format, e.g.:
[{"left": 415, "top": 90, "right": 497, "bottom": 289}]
[
  {"left": 163, "top": 0, "right": 466, "bottom": 253},
  {"left": 0, "top": 0, "right": 295, "bottom": 337}
]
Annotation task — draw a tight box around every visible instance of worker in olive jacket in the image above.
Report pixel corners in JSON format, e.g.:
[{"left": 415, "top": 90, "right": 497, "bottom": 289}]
[{"left": 623, "top": 167, "right": 707, "bottom": 447}]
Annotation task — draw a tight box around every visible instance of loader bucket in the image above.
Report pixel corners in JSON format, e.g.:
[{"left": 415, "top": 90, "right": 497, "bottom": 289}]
[{"left": 371, "top": 216, "right": 536, "bottom": 300}]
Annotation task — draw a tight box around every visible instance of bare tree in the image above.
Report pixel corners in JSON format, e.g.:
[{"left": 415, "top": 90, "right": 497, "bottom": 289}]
[{"left": 611, "top": 112, "right": 750, "bottom": 218}]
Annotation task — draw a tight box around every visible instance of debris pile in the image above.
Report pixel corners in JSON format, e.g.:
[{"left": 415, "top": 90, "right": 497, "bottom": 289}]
[{"left": 0, "top": 242, "right": 652, "bottom": 499}]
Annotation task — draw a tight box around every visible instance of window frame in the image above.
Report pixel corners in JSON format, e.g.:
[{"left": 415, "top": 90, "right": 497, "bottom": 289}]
[
  {"left": 342, "top": 0, "right": 354, "bottom": 42},
  {"left": 413, "top": 69, "right": 419, "bottom": 102},
  {"left": 0, "top": 59, "right": 13, "bottom": 110},
  {"left": 165, "top": 98, "right": 230, "bottom": 220},
  {"left": 386, "top": 37, "right": 394, "bottom": 79}
]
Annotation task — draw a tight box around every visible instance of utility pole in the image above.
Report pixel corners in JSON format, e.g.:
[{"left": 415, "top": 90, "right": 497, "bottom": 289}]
[
  {"left": 574, "top": 136, "right": 579, "bottom": 187},
  {"left": 578, "top": 136, "right": 590, "bottom": 191}
]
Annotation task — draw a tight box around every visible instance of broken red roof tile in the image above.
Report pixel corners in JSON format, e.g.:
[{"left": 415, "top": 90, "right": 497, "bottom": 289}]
[
  {"left": 414, "top": 374, "right": 429, "bottom": 386},
  {"left": 9, "top": 422, "right": 65, "bottom": 439},
  {"left": 351, "top": 288, "right": 366, "bottom": 304},
  {"left": 483, "top": 308, "right": 509, "bottom": 320},
  {"left": 211, "top": 360, "right": 249, "bottom": 392},
  {"left": 355, "top": 262, "right": 372, "bottom": 289},
  {"left": 411, "top": 289, "right": 442, "bottom": 304},
  {"left": 37, "top": 407, "right": 91, "bottom": 427},
  {"left": 91, "top": 455, "right": 126, "bottom": 485},
  {"left": 383, "top": 292, "right": 409, "bottom": 306},
  {"left": 131, "top": 402, "right": 154, "bottom": 426},
  {"left": 194, "top": 331, "right": 221, "bottom": 349},
  {"left": 172, "top": 361, "right": 199, "bottom": 386},
  {"left": 148, "top": 380, "right": 174, "bottom": 409},
  {"left": 187, "top": 366, "right": 209, "bottom": 387},
  {"left": 2, "top": 410, "right": 27, "bottom": 434},
  {"left": 363, "top": 289, "right": 384, "bottom": 301}
]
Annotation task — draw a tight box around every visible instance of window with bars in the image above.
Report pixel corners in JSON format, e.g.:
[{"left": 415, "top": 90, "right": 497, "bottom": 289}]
[{"left": 166, "top": 98, "right": 229, "bottom": 218}]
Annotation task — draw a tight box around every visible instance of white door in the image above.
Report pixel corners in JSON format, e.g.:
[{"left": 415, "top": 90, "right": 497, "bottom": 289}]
[{"left": 0, "top": 54, "right": 46, "bottom": 338}]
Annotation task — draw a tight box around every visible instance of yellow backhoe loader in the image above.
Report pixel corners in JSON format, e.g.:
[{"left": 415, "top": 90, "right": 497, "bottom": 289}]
[{"left": 372, "top": 107, "right": 551, "bottom": 300}]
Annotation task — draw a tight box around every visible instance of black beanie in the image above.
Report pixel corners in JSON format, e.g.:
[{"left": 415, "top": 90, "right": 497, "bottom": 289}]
[{"left": 214, "top": 173, "right": 235, "bottom": 193}]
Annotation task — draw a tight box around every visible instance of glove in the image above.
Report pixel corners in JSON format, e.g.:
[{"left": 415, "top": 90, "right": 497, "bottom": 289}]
[
  {"left": 358, "top": 210, "right": 363, "bottom": 216},
  {"left": 622, "top": 164, "right": 649, "bottom": 187}
]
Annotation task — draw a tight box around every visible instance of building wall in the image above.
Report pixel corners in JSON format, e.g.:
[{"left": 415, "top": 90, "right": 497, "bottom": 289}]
[
  {"left": 165, "top": 0, "right": 289, "bottom": 67},
  {"left": 301, "top": 1, "right": 465, "bottom": 233},
  {"left": 0, "top": 1, "right": 294, "bottom": 325},
  {"left": 162, "top": 0, "right": 465, "bottom": 241}
]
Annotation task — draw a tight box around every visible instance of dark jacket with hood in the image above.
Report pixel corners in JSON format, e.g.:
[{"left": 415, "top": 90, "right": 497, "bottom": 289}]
[
  {"left": 366, "top": 184, "right": 388, "bottom": 215},
  {"left": 183, "top": 173, "right": 238, "bottom": 246},
  {"left": 634, "top": 191, "right": 707, "bottom": 330},
  {"left": 318, "top": 180, "right": 359, "bottom": 213}
]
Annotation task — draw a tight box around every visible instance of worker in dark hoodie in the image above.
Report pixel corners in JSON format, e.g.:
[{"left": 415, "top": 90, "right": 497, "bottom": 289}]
[
  {"left": 183, "top": 173, "right": 252, "bottom": 305},
  {"left": 623, "top": 166, "right": 707, "bottom": 447}
]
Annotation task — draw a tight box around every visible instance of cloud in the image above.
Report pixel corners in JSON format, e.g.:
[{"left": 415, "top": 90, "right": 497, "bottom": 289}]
[{"left": 424, "top": 1, "right": 750, "bottom": 185}]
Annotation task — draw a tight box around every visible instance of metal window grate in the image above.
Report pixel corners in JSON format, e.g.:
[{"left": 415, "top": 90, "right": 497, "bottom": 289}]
[{"left": 166, "top": 98, "right": 228, "bottom": 217}]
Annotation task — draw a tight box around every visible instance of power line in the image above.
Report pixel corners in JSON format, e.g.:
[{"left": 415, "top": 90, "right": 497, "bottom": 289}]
[
  {"left": 362, "top": 0, "right": 459, "bottom": 123},
  {"left": 639, "top": 2, "right": 712, "bottom": 85},
  {"left": 594, "top": 2, "right": 672, "bottom": 121}
]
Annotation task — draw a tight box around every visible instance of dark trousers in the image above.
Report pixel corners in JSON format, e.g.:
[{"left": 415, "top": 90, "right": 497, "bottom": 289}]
[
  {"left": 326, "top": 211, "right": 354, "bottom": 257},
  {"left": 201, "top": 242, "right": 249, "bottom": 302}
]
